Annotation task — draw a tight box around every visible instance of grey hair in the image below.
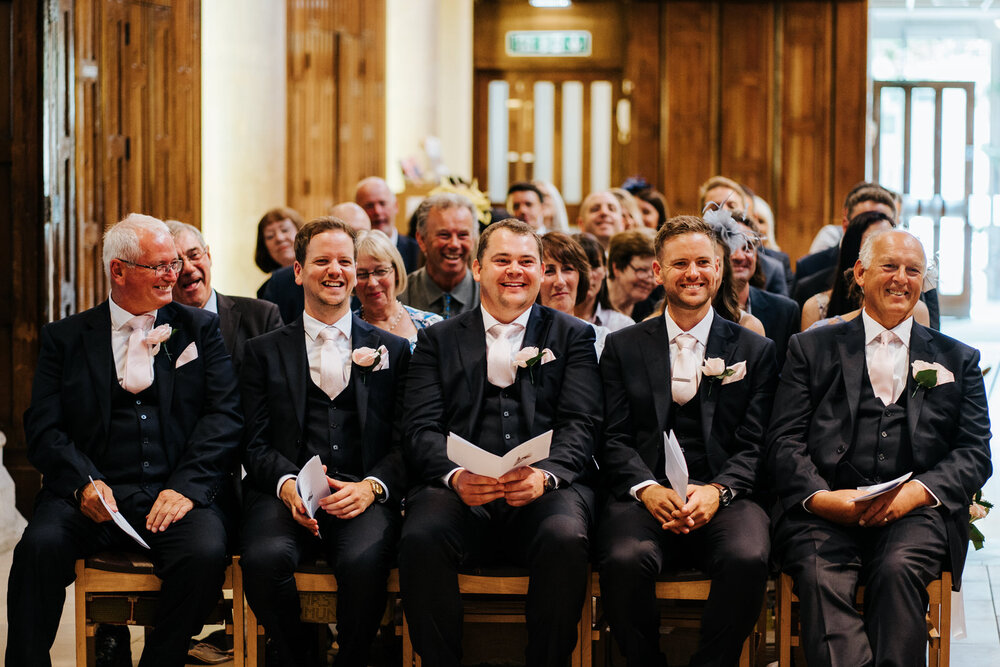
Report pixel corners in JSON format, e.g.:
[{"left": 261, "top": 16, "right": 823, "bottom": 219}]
[
  {"left": 164, "top": 219, "right": 206, "bottom": 248},
  {"left": 356, "top": 229, "right": 409, "bottom": 294},
  {"left": 413, "top": 193, "right": 478, "bottom": 240},
  {"left": 102, "top": 213, "right": 171, "bottom": 275},
  {"left": 858, "top": 228, "right": 925, "bottom": 271}
]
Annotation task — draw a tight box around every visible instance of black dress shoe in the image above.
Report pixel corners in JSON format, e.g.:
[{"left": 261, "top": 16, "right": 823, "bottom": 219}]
[{"left": 94, "top": 624, "right": 132, "bottom": 667}]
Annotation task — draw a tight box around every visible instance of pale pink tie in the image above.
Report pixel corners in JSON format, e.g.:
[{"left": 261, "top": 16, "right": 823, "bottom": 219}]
[
  {"left": 318, "top": 327, "right": 348, "bottom": 400},
  {"left": 122, "top": 314, "right": 155, "bottom": 394},
  {"left": 870, "top": 330, "right": 897, "bottom": 406},
  {"left": 671, "top": 334, "right": 699, "bottom": 406},
  {"left": 487, "top": 324, "right": 517, "bottom": 388}
]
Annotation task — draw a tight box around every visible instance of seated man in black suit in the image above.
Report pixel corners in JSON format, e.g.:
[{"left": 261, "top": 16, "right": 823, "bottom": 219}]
[
  {"left": 597, "top": 216, "right": 778, "bottom": 667},
  {"left": 769, "top": 229, "right": 991, "bottom": 666},
  {"left": 167, "top": 220, "right": 283, "bottom": 369},
  {"left": 356, "top": 176, "right": 420, "bottom": 273},
  {"left": 7, "top": 214, "right": 242, "bottom": 667},
  {"left": 399, "top": 218, "right": 602, "bottom": 667},
  {"left": 239, "top": 217, "right": 410, "bottom": 667}
]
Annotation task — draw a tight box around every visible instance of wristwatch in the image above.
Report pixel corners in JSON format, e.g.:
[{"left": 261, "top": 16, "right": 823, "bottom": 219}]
[
  {"left": 367, "top": 479, "right": 387, "bottom": 503},
  {"left": 710, "top": 483, "right": 733, "bottom": 508},
  {"left": 542, "top": 472, "right": 557, "bottom": 494}
]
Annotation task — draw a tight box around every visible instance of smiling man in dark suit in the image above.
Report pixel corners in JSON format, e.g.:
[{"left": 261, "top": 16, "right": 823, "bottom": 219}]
[
  {"left": 769, "top": 229, "right": 991, "bottom": 667},
  {"left": 399, "top": 218, "right": 601, "bottom": 667},
  {"left": 167, "top": 220, "right": 282, "bottom": 369},
  {"left": 597, "top": 216, "right": 777, "bottom": 667},
  {"left": 7, "top": 214, "right": 242, "bottom": 667},
  {"left": 239, "top": 217, "right": 410, "bottom": 667}
]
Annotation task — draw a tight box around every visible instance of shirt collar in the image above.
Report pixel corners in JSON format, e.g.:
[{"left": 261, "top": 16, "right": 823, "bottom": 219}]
[
  {"left": 303, "top": 309, "right": 353, "bottom": 342},
  {"left": 861, "top": 309, "right": 912, "bottom": 348},
  {"left": 109, "top": 294, "right": 157, "bottom": 331},
  {"left": 203, "top": 290, "right": 219, "bottom": 314},
  {"left": 482, "top": 304, "right": 533, "bottom": 332},
  {"left": 664, "top": 307, "right": 714, "bottom": 347}
]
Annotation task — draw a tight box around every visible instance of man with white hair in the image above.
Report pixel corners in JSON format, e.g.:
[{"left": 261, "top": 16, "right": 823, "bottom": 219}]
[
  {"left": 768, "top": 229, "right": 991, "bottom": 666},
  {"left": 7, "top": 213, "right": 242, "bottom": 667}
]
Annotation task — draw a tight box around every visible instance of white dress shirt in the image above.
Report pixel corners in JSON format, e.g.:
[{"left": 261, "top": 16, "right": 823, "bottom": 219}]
[{"left": 108, "top": 296, "right": 158, "bottom": 387}]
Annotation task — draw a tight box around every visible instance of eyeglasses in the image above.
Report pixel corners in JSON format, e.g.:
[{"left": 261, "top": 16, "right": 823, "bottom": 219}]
[
  {"left": 180, "top": 248, "right": 206, "bottom": 264},
  {"left": 356, "top": 266, "right": 394, "bottom": 282},
  {"left": 117, "top": 258, "right": 183, "bottom": 277},
  {"left": 627, "top": 264, "right": 654, "bottom": 279}
]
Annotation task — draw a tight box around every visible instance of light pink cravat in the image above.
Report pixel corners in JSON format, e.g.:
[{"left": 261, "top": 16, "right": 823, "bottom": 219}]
[
  {"left": 487, "top": 323, "right": 517, "bottom": 388},
  {"left": 671, "top": 334, "right": 699, "bottom": 406},
  {"left": 122, "top": 314, "right": 155, "bottom": 394},
  {"left": 318, "top": 327, "right": 348, "bottom": 400},
  {"left": 869, "top": 330, "right": 898, "bottom": 406}
]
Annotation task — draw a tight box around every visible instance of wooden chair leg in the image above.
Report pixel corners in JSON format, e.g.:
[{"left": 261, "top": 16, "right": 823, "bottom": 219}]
[
  {"left": 230, "top": 557, "right": 244, "bottom": 667},
  {"left": 777, "top": 573, "right": 792, "bottom": 667},
  {"left": 74, "top": 560, "right": 89, "bottom": 667},
  {"left": 939, "top": 572, "right": 952, "bottom": 667},
  {"left": 245, "top": 598, "right": 259, "bottom": 667},
  {"left": 401, "top": 609, "right": 415, "bottom": 667}
]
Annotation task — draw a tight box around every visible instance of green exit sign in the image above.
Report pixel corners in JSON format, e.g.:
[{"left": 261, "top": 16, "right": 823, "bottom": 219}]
[{"left": 505, "top": 31, "right": 592, "bottom": 57}]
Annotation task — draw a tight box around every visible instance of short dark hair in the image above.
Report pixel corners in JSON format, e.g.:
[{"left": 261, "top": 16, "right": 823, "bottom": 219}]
[
  {"left": 827, "top": 210, "right": 897, "bottom": 317},
  {"left": 507, "top": 181, "right": 545, "bottom": 203},
  {"left": 634, "top": 188, "right": 669, "bottom": 228},
  {"left": 653, "top": 215, "right": 716, "bottom": 259},
  {"left": 255, "top": 207, "right": 304, "bottom": 272},
  {"left": 476, "top": 218, "right": 542, "bottom": 263},
  {"left": 540, "top": 232, "right": 591, "bottom": 305},
  {"left": 843, "top": 182, "right": 897, "bottom": 221},
  {"left": 294, "top": 217, "right": 358, "bottom": 265},
  {"left": 607, "top": 230, "right": 655, "bottom": 279}
]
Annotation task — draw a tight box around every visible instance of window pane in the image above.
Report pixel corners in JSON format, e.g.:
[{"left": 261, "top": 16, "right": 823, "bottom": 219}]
[
  {"left": 938, "top": 216, "right": 965, "bottom": 295},
  {"left": 940, "top": 87, "right": 967, "bottom": 202},
  {"left": 533, "top": 81, "right": 555, "bottom": 184},
  {"left": 590, "top": 81, "right": 612, "bottom": 194},
  {"left": 909, "top": 87, "right": 936, "bottom": 199},
  {"left": 561, "top": 81, "right": 584, "bottom": 205},
  {"left": 877, "top": 86, "right": 905, "bottom": 194},
  {"left": 488, "top": 80, "right": 510, "bottom": 203}
]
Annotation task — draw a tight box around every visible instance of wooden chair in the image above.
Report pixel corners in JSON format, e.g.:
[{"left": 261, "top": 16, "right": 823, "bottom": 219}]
[
  {"left": 402, "top": 566, "right": 592, "bottom": 667},
  {"left": 243, "top": 561, "right": 402, "bottom": 666},
  {"left": 73, "top": 552, "right": 243, "bottom": 667},
  {"left": 588, "top": 570, "right": 763, "bottom": 667},
  {"left": 775, "top": 570, "right": 952, "bottom": 667}
]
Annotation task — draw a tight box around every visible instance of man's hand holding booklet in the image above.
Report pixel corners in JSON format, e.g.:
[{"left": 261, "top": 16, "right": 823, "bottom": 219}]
[{"left": 446, "top": 430, "right": 553, "bottom": 480}]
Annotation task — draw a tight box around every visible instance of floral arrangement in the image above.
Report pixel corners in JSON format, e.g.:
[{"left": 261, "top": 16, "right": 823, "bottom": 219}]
[
  {"left": 970, "top": 490, "right": 992, "bottom": 551},
  {"left": 431, "top": 176, "right": 493, "bottom": 226}
]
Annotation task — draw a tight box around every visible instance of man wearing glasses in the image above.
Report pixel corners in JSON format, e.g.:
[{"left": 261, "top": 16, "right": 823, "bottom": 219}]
[{"left": 7, "top": 214, "right": 242, "bottom": 667}]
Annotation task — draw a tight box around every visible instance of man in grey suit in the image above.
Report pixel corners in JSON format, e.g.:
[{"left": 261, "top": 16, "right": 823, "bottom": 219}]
[
  {"left": 167, "top": 220, "right": 282, "bottom": 368},
  {"left": 768, "top": 229, "right": 991, "bottom": 666}
]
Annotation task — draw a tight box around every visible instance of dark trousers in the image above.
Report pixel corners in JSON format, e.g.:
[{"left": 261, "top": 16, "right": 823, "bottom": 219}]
[
  {"left": 398, "top": 484, "right": 593, "bottom": 667},
  {"left": 596, "top": 497, "right": 770, "bottom": 667},
  {"left": 239, "top": 488, "right": 399, "bottom": 667},
  {"left": 6, "top": 489, "right": 229, "bottom": 667},
  {"left": 775, "top": 506, "right": 948, "bottom": 667}
]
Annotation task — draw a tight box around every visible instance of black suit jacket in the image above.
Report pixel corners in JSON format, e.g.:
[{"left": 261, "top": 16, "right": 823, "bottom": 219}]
[
  {"left": 216, "top": 292, "right": 283, "bottom": 368},
  {"left": 240, "top": 315, "right": 411, "bottom": 502},
  {"left": 598, "top": 312, "right": 778, "bottom": 500},
  {"left": 767, "top": 317, "right": 992, "bottom": 585},
  {"left": 404, "top": 305, "right": 601, "bottom": 486},
  {"left": 749, "top": 286, "right": 800, "bottom": 370},
  {"left": 762, "top": 247, "right": 794, "bottom": 291},
  {"left": 23, "top": 301, "right": 242, "bottom": 506},
  {"left": 258, "top": 266, "right": 304, "bottom": 325},
  {"left": 760, "top": 252, "right": 790, "bottom": 297},
  {"left": 397, "top": 234, "right": 421, "bottom": 274},
  {"left": 794, "top": 245, "right": 838, "bottom": 284}
]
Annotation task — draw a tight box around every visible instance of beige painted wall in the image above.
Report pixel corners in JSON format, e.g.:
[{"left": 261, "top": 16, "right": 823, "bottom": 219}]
[
  {"left": 386, "top": 0, "right": 473, "bottom": 194},
  {"left": 201, "top": 0, "right": 287, "bottom": 298}
]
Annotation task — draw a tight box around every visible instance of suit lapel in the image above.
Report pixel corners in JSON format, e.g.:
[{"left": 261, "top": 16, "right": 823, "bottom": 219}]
[
  {"left": 84, "top": 302, "right": 114, "bottom": 432},
  {"left": 351, "top": 316, "right": 382, "bottom": 435},
  {"left": 906, "top": 323, "right": 934, "bottom": 443},
  {"left": 700, "top": 316, "right": 737, "bottom": 447},
  {"left": 278, "top": 318, "right": 309, "bottom": 431},
  {"left": 456, "top": 310, "right": 487, "bottom": 431},
  {"left": 518, "top": 306, "right": 550, "bottom": 431},
  {"left": 641, "top": 318, "right": 672, "bottom": 434},
  {"left": 837, "top": 317, "right": 867, "bottom": 429},
  {"left": 216, "top": 293, "right": 239, "bottom": 347},
  {"left": 153, "top": 305, "right": 186, "bottom": 426}
]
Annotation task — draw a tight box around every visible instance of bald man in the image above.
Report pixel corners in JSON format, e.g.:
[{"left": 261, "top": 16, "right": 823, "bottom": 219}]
[
  {"left": 329, "top": 202, "right": 371, "bottom": 233},
  {"left": 355, "top": 177, "right": 420, "bottom": 272}
]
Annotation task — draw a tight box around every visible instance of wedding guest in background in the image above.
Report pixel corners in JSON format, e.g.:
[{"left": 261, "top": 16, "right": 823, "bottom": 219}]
[
  {"left": 534, "top": 180, "right": 570, "bottom": 233},
  {"left": 606, "top": 230, "right": 657, "bottom": 322},
  {"left": 573, "top": 233, "right": 635, "bottom": 332},
  {"left": 330, "top": 202, "right": 371, "bottom": 233},
  {"left": 634, "top": 187, "right": 669, "bottom": 230},
  {"left": 355, "top": 176, "right": 420, "bottom": 272},
  {"left": 768, "top": 228, "right": 991, "bottom": 667},
  {"left": 354, "top": 229, "right": 442, "bottom": 351},
  {"left": 709, "top": 232, "right": 766, "bottom": 336},
  {"left": 538, "top": 232, "right": 609, "bottom": 358},
  {"left": 611, "top": 187, "right": 644, "bottom": 230},
  {"left": 507, "top": 182, "right": 548, "bottom": 233},
  {"left": 578, "top": 191, "right": 625, "bottom": 250},
  {"left": 255, "top": 207, "right": 303, "bottom": 297}
]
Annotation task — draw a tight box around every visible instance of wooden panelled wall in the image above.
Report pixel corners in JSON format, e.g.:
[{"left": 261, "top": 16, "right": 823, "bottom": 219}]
[
  {"left": 654, "top": 0, "right": 867, "bottom": 262},
  {"left": 287, "top": 0, "right": 386, "bottom": 220}
]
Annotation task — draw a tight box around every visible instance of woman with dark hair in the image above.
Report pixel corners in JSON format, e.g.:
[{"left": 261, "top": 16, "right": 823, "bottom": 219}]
[
  {"left": 254, "top": 206, "right": 304, "bottom": 297},
  {"left": 572, "top": 233, "right": 635, "bottom": 333},
  {"left": 606, "top": 230, "right": 657, "bottom": 320},
  {"left": 633, "top": 188, "right": 669, "bottom": 230},
  {"left": 538, "top": 232, "right": 608, "bottom": 357},
  {"left": 801, "top": 210, "right": 929, "bottom": 329}
]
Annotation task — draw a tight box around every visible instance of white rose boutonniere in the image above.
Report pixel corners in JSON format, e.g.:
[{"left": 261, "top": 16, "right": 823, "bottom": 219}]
[
  {"left": 514, "top": 346, "right": 556, "bottom": 384},
  {"left": 352, "top": 345, "right": 389, "bottom": 383},
  {"left": 700, "top": 358, "right": 746, "bottom": 396},
  {"left": 911, "top": 360, "right": 954, "bottom": 397}
]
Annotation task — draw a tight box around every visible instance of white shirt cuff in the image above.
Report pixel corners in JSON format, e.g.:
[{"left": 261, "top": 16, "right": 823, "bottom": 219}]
[
  {"left": 801, "top": 489, "right": 828, "bottom": 513},
  {"left": 443, "top": 467, "right": 462, "bottom": 488},
  {"left": 363, "top": 475, "right": 389, "bottom": 503},
  {"left": 630, "top": 480, "right": 658, "bottom": 501},
  {"left": 913, "top": 480, "right": 942, "bottom": 508},
  {"left": 277, "top": 473, "right": 297, "bottom": 499}
]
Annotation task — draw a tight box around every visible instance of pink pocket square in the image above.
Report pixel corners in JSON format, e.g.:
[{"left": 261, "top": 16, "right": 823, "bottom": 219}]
[{"left": 175, "top": 342, "right": 198, "bottom": 368}]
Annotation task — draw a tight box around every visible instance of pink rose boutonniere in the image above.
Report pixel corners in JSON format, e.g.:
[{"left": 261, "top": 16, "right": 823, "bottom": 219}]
[
  {"left": 352, "top": 345, "right": 389, "bottom": 384},
  {"left": 700, "top": 358, "right": 746, "bottom": 396},
  {"left": 514, "top": 346, "right": 556, "bottom": 384},
  {"left": 146, "top": 324, "right": 174, "bottom": 358},
  {"left": 911, "top": 360, "right": 954, "bottom": 397}
]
